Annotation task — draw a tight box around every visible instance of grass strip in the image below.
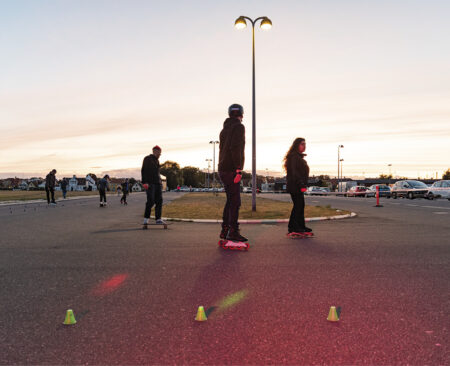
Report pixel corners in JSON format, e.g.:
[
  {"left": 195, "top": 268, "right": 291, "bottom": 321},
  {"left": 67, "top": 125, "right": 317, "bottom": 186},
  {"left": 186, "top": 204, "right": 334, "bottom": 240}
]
[{"left": 163, "top": 193, "right": 350, "bottom": 220}]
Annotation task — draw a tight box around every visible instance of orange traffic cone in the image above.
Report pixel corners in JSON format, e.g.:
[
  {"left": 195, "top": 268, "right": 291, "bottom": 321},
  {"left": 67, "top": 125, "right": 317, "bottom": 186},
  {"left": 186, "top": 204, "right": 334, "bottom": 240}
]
[
  {"left": 63, "top": 309, "right": 77, "bottom": 325},
  {"left": 195, "top": 306, "right": 207, "bottom": 321},
  {"left": 327, "top": 306, "right": 339, "bottom": 322}
]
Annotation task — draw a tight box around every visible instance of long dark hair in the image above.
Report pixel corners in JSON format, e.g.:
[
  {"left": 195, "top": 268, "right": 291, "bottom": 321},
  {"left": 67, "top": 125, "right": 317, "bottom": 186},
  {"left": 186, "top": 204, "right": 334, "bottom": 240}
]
[{"left": 283, "top": 137, "right": 305, "bottom": 173}]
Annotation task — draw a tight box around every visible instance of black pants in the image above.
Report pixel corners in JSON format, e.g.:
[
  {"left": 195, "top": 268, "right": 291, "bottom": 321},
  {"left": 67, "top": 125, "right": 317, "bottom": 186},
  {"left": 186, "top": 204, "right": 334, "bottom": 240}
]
[
  {"left": 288, "top": 192, "right": 306, "bottom": 232},
  {"left": 45, "top": 186, "right": 55, "bottom": 204},
  {"left": 99, "top": 189, "right": 107, "bottom": 203},
  {"left": 219, "top": 171, "right": 241, "bottom": 230},
  {"left": 145, "top": 184, "right": 162, "bottom": 219},
  {"left": 121, "top": 192, "right": 127, "bottom": 203}
]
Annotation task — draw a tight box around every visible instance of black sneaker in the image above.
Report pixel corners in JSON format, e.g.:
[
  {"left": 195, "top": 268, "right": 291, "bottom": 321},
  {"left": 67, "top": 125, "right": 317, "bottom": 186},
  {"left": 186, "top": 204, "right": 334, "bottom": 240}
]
[
  {"left": 220, "top": 226, "right": 229, "bottom": 239},
  {"left": 304, "top": 227, "right": 312, "bottom": 232},
  {"left": 227, "top": 228, "right": 248, "bottom": 242}
]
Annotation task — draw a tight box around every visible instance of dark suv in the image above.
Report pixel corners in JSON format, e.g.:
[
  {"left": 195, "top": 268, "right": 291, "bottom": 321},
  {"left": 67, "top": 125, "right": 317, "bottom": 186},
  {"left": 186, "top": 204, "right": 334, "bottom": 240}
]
[{"left": 391, "top": 180, "right": 428, "bottom": 199}]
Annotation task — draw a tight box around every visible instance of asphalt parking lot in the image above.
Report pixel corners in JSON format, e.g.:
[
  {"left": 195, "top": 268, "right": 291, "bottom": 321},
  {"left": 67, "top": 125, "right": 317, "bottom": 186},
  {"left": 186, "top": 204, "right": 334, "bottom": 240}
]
[{"left": 0, "top": 192, "right": 448, "bottom": 365}]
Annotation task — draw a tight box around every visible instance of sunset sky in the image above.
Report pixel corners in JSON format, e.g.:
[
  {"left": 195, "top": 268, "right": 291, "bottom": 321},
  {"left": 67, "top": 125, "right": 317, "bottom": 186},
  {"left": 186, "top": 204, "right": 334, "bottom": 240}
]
[{"left": 1, "top": 0, "right": 449, "bottom": 180}]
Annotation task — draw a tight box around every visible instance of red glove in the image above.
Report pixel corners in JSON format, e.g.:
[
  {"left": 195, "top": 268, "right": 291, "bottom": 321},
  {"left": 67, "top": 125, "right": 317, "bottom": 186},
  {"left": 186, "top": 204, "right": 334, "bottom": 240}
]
[
  {"left": 233, "top": 170, "right": 242, "bottom": 184},
  {"left": 301, "top": 187, "right": 307, "bottom": 193},
  {"left": 143, "top": 184, "right": 149, "bottom": 190}
]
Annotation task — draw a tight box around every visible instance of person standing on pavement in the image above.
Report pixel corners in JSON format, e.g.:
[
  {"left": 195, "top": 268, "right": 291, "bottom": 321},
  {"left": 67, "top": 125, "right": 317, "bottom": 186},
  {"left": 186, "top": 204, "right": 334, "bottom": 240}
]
[
  {"left": 284, "top": 138, "right": 312, "bottom": 235},
  {"left": 120, "top": 178, "right": 129, "bottom": 205},
  {"left": 45, "top": 169, "right": 57, "bottom": 205},
  {"left": 98, "top": 175, "right": 110, "bottom": 207},
  {"left": 141, "top": 146, "right": 166, "bottom": 225},
  {"left": 218, "top": 104, "right": 247, "bottom": 242},
  {"left": 60, "top": 178, "right": 68, "bottom": 199}
]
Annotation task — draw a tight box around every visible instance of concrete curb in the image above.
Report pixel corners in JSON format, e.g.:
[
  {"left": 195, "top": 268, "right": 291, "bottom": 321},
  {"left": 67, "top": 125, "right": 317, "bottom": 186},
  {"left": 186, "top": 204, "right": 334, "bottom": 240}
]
[{"left": 158, "top": 212, "right": 357, "bottom": 224}]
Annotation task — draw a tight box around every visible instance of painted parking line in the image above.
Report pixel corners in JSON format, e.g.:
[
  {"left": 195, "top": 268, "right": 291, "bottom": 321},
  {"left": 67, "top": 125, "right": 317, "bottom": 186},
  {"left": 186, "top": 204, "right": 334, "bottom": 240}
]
[
  {"left": 433, "top": 212, "right": 448, "bottom": 215},
  {"left": 422, "top": 205, "right": 450, "bottom": 210},
  {"left": 406, "top": 204, "right": 419, "bottom": 207}
]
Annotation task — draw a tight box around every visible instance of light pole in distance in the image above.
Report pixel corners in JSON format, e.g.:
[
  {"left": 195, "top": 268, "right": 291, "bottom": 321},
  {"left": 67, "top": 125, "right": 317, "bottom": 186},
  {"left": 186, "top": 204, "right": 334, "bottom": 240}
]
[
  {"left": 209, "top": 141, "right": 219, "bottom": 189},
  {"left": 205, "top": 159, "right": 212, "bottom": 188},
  {"left": 338, "top": 145, "right": 344, "bottom": 192}
]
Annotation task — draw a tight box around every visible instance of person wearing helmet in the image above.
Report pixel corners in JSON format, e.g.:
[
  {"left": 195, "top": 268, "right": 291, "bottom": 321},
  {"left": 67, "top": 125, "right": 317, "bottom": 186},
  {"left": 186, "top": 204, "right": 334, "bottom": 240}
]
[
  {"left": 218, "top": 104, "right": 247, "bottom": 242},
  {"left": 141, "top": 145, "right": 166, "bottom": 226},
  {"left": 98, "top": 175, "right": 110, "bottom": 207}
]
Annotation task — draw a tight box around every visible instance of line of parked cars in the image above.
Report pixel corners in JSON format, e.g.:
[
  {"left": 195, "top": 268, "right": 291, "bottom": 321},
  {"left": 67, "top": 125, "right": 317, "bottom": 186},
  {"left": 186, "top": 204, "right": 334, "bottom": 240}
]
[{"left": 308, "top": 180, "right": 450, "bottom": 200}]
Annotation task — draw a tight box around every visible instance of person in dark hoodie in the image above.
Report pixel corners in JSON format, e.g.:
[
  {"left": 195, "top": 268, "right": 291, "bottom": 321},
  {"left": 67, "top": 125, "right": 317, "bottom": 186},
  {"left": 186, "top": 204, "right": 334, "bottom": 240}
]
[
  {"left": 45, "top": 169, "right": 57, "bottom": 205},
  {"left": 218, "top": 104, "right": 247, "bottom": 242},
  {"left": 120, "top": 178, "right": 129, "bottom": 205},
  {"left": 60, "top": 178, "right": 68, "bottom": 199},
  {"left": 98, "top": 175, "right": 110, "bottom": 207},
  {"left": 283, "top": 137, "right": 312, "bottom": 235},
  {"left": 141, "top": 145, "right": 166, "bottom": 225}
]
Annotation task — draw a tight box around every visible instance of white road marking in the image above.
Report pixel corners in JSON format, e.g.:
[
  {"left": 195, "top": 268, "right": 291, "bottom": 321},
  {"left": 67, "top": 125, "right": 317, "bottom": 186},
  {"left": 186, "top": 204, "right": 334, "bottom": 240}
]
[
  {"left": 423, "top": 206, "right": 450, "bottom": 210},
  {"left": 433, "top": 212, "right": 448, "bottom": 215},
  {"left": 406, "top": 204, "right": 419, "bottom": 207}
]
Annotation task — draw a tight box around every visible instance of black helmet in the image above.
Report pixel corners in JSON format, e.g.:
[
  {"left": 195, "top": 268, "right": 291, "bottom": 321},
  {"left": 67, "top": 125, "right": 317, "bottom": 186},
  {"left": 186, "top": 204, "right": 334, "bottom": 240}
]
[{"left": 228, "top": 104, "right": 244, "bottom": 117}]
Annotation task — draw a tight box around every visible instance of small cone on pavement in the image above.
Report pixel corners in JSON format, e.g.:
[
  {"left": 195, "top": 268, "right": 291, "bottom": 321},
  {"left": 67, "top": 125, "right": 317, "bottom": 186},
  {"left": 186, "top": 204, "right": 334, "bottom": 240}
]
[
  {"left": 327, "top": 306, "right": 339, "bottom": 322},
  {"left": 63, "top": 309, "right": 77, "bottom": 325},
  {"left": 195, "top": 306, "right": 207, "bottom": 321}
]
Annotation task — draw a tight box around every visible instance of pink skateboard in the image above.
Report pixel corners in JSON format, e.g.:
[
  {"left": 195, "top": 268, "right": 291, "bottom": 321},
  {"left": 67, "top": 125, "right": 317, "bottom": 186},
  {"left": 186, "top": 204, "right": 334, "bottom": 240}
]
[{"left": 218, "top": 240, "right": 250, "bottom": 251}]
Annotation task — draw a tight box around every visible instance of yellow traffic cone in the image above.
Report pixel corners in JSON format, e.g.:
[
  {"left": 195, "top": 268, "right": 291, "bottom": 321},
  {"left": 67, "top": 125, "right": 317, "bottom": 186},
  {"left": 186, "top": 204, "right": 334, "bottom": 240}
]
[
  {"left": 63, "top": 309, "right": 77, "bottom": 325},
  {"left": 195, "top": 306, "right": 207, "bottom": 321},
  {"left": 327, "top": 306, "right": 339, "bottom": 322}
]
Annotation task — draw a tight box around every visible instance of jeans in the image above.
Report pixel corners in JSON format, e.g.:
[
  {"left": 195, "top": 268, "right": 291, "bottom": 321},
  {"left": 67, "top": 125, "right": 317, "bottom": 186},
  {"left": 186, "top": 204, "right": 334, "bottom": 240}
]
[
  {"left": 45, "top": 187, "right": 55, "bottom": 204},
  {"left": 121, "top": 192, "right": 127, "bottom": 203},
  {"left": 288, "top": 192, "right": 306, "bottom": 232},
  {"left": 219, "top": 171, "right": 241, "bottom": 230},
  {"left": 145, "top": 184, "right": 162, "bottom": 219},
  {"left": 99, "top": 189, "right": 107, "bottom": 203},
  {"left": 62, "top": 189, "right": 67, "bottom": 199}
]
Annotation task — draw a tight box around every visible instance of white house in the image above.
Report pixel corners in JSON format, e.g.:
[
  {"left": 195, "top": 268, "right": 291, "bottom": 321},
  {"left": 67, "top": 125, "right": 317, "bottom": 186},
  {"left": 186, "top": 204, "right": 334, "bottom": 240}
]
[
  {"left": 85, "top": 175, "right": 97, "bottom": 191},
  {"left": 132, "top": 183, "right": 142, "bottom": 192},
  {"left": 67, "top": 175, "right": 86, "bottom": 191}
]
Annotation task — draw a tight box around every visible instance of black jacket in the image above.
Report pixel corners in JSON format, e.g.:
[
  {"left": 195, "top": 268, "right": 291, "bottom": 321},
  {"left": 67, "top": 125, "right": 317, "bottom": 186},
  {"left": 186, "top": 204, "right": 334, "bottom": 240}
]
[
  {"left": 45, "top": 172, "right": 56, "bottom": 188},
  {"left": 286, "top": 152, "right": 309, "bottom": 193},
  {"left": 218, "top": 117, "right": 245, "bottom": 172},
  {"left": 141, "top": 154, "right": 161, "bottom": 185}
]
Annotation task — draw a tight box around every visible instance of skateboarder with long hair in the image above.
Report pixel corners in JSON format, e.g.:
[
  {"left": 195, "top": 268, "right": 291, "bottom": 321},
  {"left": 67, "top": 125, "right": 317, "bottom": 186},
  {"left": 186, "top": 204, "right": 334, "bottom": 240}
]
[
  {"left": 218, "top": 104, "right": 247, "bottom": 243},
  {"left": 284, "top": 137, "right": 313, "bottom": 237}
]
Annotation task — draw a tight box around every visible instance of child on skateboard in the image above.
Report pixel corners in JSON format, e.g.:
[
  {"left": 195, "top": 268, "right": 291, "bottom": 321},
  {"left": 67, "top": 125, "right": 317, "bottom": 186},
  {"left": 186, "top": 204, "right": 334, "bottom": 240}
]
[
  {"left": 218, "top": 104, "right": 248, "bottom": 246},
  {"left": 284, "top": 138, "right": 313, "bottom": 238}
]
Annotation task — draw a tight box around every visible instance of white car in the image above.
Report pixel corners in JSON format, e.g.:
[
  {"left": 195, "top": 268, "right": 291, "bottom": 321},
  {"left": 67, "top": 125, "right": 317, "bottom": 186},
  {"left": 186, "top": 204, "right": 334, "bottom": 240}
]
[{"left": 426, "top": 180, "right": 450, "bottom": 200}]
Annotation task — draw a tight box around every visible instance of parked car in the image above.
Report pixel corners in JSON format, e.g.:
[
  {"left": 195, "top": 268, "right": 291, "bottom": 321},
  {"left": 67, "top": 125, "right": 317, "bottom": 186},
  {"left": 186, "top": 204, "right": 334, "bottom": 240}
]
[
  {"left": 320, "top": 187, "right": 331, "bottom": 194},
  {"left": 346, "top": 186, "right": 368, "bottom": 197},
  {"left": 391, "top": 180, "right": 428, "bottom": 199},
  {"left": 366, "top": 184, "right": 391, "bottom": 198},
  {"left": 306, "top": 186, "right": 324, "bottom": 195},
  {"left": 426, "top": 180, "right": 450, "bottom": 200},
  {"left": 242, "top": 187, "right": 252, "bottom": 193}
]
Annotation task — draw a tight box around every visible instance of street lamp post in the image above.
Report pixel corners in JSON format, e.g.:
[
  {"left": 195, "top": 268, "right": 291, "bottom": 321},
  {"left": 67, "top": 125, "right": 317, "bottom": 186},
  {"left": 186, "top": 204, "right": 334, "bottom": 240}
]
[
  {"left": 209, "top": 141, "right": 219, "bottom": 189},
  {"left": 205, "top": 159, "right": 212, "bottom": 188},
  {"left": 340, "top": 159, "right": 344, "bottom": 186},
  {"left": 235, "top": 15, "right": 272, "bottom": 211},
  {"left": 388, "top": 163, "right": 392, "bottom": 185},
  {"left": 337, "top": 145, "right": 344, "bottom": 192}
]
